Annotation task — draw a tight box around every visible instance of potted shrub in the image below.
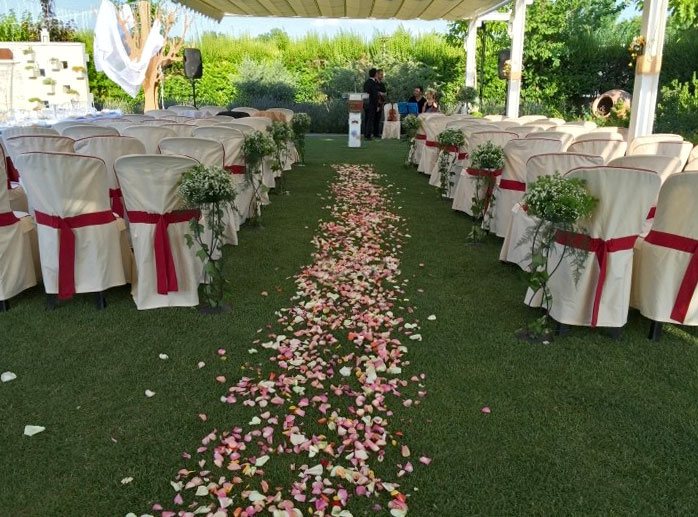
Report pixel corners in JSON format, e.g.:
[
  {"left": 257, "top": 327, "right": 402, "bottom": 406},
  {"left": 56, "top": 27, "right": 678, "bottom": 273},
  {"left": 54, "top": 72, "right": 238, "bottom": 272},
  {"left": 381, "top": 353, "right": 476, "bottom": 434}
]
[
  {"left": 72, "top": 65, "right": 86, "bottom": 80},
  {"left": 467, "top": 141, "right": 504, "bottom": 241},
  {"left": 517, "top": 173, "right": 597, "bottom": 341},
  {"left": 401, "top": 114, "right": 421, "bottom": 165},
  {"left": 50, "top": 58, "right": 61, "bottom": 72},
  {"left": 23, "top": 46, "right": 35, "bottom": 63},
  {"left": 28, "top": 97, "right": 44, "bottom": 111},
  {"left": 178, "top": 164, "right": 237, "bottom": 313},
  {"left": 458, "top": 86, "right": 478, "bottom": 114},
  {"left": 267, "top": 120, "right": 294, "bottom": 194},
  {"left": 242, "top": 130, "right": 275, "bottom": 226},
  {"left": 25, "top": 64, "right": 39, "bottom": 79},
  {"left": 43, "top": 78, "right": 56, "bottom": 95},
  {"left": 291, "top": 112, "right": 311, "bottom": 165},
  {"left": 436, "top": 128, "right": 465, "bottom": 198}
]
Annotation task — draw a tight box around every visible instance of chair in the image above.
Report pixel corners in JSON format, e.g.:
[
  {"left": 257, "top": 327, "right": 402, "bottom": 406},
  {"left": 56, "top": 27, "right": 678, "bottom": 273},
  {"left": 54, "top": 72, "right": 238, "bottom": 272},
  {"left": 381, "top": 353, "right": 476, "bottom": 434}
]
[
  {"left": 489, "top": 120, "right": 521, "bottom": 131},
  {"left": 121, "top": 126, "right": 176, "bottom": 154},
  {"left": 483, "top": 114, "right": 507, "bottom": 121},
  {"left": 257, "top": 110, "right": 288, "bottom": 122},
  {"left": 160, "top": 123, "right": 195, "bottom": 137},
  {"left": 216, "top": 122, "right": 255, "bottom": 134},
  {"left": 507, "top": 126, "right": 541, "bottom": 139},
  {"left": 381, "top": 103, "right": 401, "bottom": 140},
  {"left": 564, "top": 120, "right": 597, "bottom": 128},
  {"left": 231, "top": 107, "right": 259, "bottom": 116},
  {"left": 190, "top": 128, "right": 259, "bottom": 219},
  {"left": 1, "top": 126, "right": 58, "bottom": 141},
  {"left": 0, "top": 145, "right": 27, "bottom": 212},
  {"left": 485, "top": 138, "right": 563, "bottom": 235},
  {"left": 549, "top": 125, "right": 592, "bottom": 138},
  {"left": 417, "top": 115, "right": 450, "bottom": 175},
  {"left": 0, "top": 152, "right": 37, "bottom": 309},
  {"left": 52, "top": 121, "right": 96, "bottom": 134},
  {"left": 626, "top": 140, "right": 693, "bottom": 169},
  {"left": 608, "top": 155, "right": 683, "bottom": 184},
  {"left": 533, "top": 166, "right": 660, "bottom": 328},
  {"left": 267, "top": 108, "right": 294, "bottom": 122},
  {"left": 499, "top": 152, "right": 604, "bottom": 269},
  {"left": 5, "top": 136, "right": 75, "bottom": 191},
  {"left": 632, "top": 171, "right": 698, "bottom": 334},
  {"left": 109, "top": 121, "right": 143, "bottom": 134},
  {"left": 567, "top": 134, "right": 627, "bottom": 163},
  {"left": 530, "top": 131, "right": 574, "bottom": 150},
  {"left": 167, "top": 105, "right": 197, "bottom": 114},
  {"left": 517, "top": 115, "right": 548, "bottom": 124},
  {"left": 235, "top": 116, "right": 273, "bottom": 132},
  {"left": 62, "top": 125, "right": 120, "bottom": 139},
  {"left": 159, "top": 136, "right": 242, "bottom": 243},
  {"left": 14, "top": 152, "right": 127, "bottom": 304},
  {"left": 199, "top": 106, "right": 227, "bottom": 116},
  {"left": 114, "top": 154, "right": 202, "bottom": 309},
  {"left": 73, "top": 136, "right": 146, "bottom": 219},
  {"left": 684, "top": 145, "right": 698, "bottom": 170},
  {"left": 590, "top": 126, "right": 628, "bottom": 139},
  {"left": 144, "top": 109, "right": 177, "bottom": 119},
  {"left": 120, "top": 114, "right": 155, "bottom": 123},
  {"left": 626, "top": 133, "right": 684, "bottom": 155}
]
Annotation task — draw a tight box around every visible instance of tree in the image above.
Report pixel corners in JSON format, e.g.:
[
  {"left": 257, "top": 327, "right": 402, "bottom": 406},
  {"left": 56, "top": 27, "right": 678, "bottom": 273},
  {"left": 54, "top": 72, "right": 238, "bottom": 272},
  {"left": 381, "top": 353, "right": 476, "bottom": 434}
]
[{"left": 116, "top": 0, "right": 188, "bottom": 111}]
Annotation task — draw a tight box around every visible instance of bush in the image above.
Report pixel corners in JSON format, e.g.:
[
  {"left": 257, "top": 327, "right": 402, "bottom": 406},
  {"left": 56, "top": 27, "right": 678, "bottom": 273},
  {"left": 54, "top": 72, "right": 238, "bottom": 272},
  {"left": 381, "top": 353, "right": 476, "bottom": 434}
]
[
  {"left": 656, "top": 74, "right": 698, "bottom": 143},
  {"left": 233, "top": 58, "right": 297, "bottom": 104}
]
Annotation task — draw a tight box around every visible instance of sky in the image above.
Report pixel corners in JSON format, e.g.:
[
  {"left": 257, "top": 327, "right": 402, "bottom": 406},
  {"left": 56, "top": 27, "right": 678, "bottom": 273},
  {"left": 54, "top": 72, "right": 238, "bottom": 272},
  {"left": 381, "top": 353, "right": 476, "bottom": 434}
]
[{"left": 3, "top": 0, "right": 453, "bottom": 39}]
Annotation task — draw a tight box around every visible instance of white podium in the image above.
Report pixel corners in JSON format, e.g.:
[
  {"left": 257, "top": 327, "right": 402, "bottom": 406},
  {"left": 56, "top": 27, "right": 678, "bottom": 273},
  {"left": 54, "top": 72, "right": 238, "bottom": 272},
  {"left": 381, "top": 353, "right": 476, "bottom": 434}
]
[{"left": 345, "top": 92, "right": 368, "bottom": 148}]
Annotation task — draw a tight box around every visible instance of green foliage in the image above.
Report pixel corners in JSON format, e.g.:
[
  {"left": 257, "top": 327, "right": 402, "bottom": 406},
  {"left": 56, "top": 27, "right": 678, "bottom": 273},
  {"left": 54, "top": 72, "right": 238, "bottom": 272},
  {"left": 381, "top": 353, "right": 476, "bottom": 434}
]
[
  {"left": 291, "top": 113, "right": 311, "bottom": 164},
  {"left": 524, "top": 174, "right": 597, "bottom": 224},
  {"left": 657, "top": 73, "right": 698, "bottom": 143},
  {"left": 233, "top": 58, "right": 298, "bottom": 104},
  {"left": 0, "top": 9, "right": 76, "bottom": 42},
  {"left": 469, "top": 141, "right": 504, "bottom": 170},
  {"left": 243, "top": 131, "right": 275, "bottom": 224},
  {"left": 436, "top": 129, "right": 465, "bottom": 197},
  {"left": 402, "top": 114, "right": 421, "bottom": 139}
]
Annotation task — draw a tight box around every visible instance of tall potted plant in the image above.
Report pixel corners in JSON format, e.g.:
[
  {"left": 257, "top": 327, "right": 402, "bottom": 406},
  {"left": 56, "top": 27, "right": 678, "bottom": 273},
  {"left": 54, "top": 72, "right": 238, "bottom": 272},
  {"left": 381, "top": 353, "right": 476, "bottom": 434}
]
[
  {"left": 178, "top": 164, "right": 237, "bottom": 313},
  {"left": 401, "top": 114, "right": 421, "bottom": 166},
  {"left": 466, "top": 141, "right": 504, "bottom": 242},
  {"left": 267, "top": 120, "right": 294, "bottom": 195},
  {"left": 436, "top": 128, "right": 465, "bottom": 198},
  {"left": 517, "top": 173, "right": 597, "bottom": 340},
  {"left": 242, "top": 130, "right": 275, "bottom": 226},
  {"left": 458, "top": 86, "right": 478, "bottom": 114},
  {"left": 291, "top": 113, "right": 311, "bottom": 165}
]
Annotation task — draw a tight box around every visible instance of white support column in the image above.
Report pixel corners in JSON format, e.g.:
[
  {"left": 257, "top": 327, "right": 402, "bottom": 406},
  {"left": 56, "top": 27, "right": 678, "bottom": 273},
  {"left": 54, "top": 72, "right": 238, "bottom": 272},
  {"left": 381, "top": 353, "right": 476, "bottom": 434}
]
[
  {"left": 464, "top": 18, "right": 479, "bottom": 89},
  {"left": 506, "top": 0, "right": 527, "bottom": 118},
  {"left": 628, "top": 0, "right": 669, "bottom": 142}
]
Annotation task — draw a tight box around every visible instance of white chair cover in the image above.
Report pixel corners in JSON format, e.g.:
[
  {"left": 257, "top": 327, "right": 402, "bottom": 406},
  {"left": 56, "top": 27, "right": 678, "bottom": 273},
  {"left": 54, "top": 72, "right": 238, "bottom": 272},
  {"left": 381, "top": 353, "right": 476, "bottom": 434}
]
[
  {"left": 235, "top": 116, "right": 273, "bottom": 131},
  {"left": 120, "top": 114, "right": 155, "bottom": 123},
  {"left": 590, "top": 126, "right": 628, "bottom": 139},
  {"left": 607, "top": 155, "right": 683, "bottom": 184},
  {"left": 567, "top": 136, "right": 627, "bottom": 163},
  {"left": 0, "top": 144, "right": 27, "bottom": 213},
  {"left": 73, "top": 136, "right": 146, "bottom": 221},
  {"left": 52, "top": 121, "right": 96, "bottom": 134},
  {"left": 381, "top": 103, "right": 401, "bottom": 140},
  {"left": 267, "top": 108, "right": 294, "bottom": 122},
  {"left": 483, "top": 115, "right": 506, "bottom": 121},
  {"left": 171, "top": 116, "right": 195, "bottom": 124},
  {"left": 632, "top": 171, "right": 698, "bottom": 325},
  {"left": 1, "top": 126, "right": 57, "bottom": 141},
  {"left": 144, "top": 109, "right": 177, "bottom": 119},
  {"left": 167, "top": 105, "right": 197, "bottom": 114},
  {"left": 499, "top": 152, "right": 604, "bottom": 269},
  {"left": 627, "top": 140, "right": 693, "bottom": 168},
  {"left": 531, "top": 131, "right": 574, "bottom": 150},
  {"left": 489, "top": 120, "right": 521, "bottom": 130},
  {"left": 110, "top": 121, "right": 143, "bottom": 134},
  {"left": 232, "top": 107, "right": 259, "bottom": 116},
  {"left": 121, "top": 126, "right": 176, "bottom": 154},
  {"left": 516, "top": 115, "right": 547, "bottom": 124},
  {"left": 418, "top": 115, "right": 450, "bottom": 174},
  {"left": 685, "top": 145, "right": 698, "bottom": 170},
  {"left": 160, "top": 123, "right": 195, "bottom": 137},
  {"left": 565, "top": 120, "right": 597, "bottom": 128},
  {"left": 5, "top": 135, "right": 75, "bottom": 157},
  {"left": 532, "top": 166, "right": 660, "bottom": 327},
  {"left": 158, "top": 136, "right": 241, "bottom": 242},
  {"left": 549, "top": 125, "right": 591, "bottom": 138},
  {"left": 191, "top": 127, "right": 259, "bottom": 217},
  {"left": 199, "top": 106, "right": 226, "bottom": 116},
  {"left": 62, "top": 125, "right": 120, "bottom": 139},
  {"left": 114, "top": 154, "right": 201, "bottom": 309},
  {"left": 15, "top": 152, "right": 126, "bottom": 298},
  {"left": 0, "top": 153, "right": 37, "bottom": 301},
  {"left": 627, "top": 133, "right": 684, "bottom": 154},
  {"left": 486, "top": 138, "right": 563, "bottom": 234},
  {"left": 216, "top": 122, "right": 255, "bottom": 134},
  {"left": 507, "top": 126, "right": 541, "bottom": 138}
]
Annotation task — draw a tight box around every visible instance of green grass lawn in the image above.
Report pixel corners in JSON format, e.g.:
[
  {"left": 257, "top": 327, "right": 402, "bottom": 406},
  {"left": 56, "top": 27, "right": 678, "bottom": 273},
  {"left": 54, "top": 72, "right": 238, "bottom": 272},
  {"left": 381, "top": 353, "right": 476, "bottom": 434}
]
[{"left": 2, "top": 136, "right": 698, "bottom": 516}]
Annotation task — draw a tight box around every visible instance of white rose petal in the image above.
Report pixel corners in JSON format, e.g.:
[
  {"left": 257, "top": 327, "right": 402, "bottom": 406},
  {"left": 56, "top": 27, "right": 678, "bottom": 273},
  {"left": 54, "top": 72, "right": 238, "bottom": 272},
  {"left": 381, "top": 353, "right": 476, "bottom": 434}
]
[
  {"left": 158, "top": 353, "right": 169, "bottom": 360},
  {"left": 23, "top": 425, "right": 45, "bottom": 436},
  {"left": 255, "top": 455, "right": 270, "bottom": 467},
  {"left": 120, "top": 477, "right": 133, "bottom": 485},
  {"left": 409, "top": 334, "right": 422, "bottom": 341},
  {"left": 339, "top": 366, "right": 352, "bottom": 377},
  {"left": 195, "top": 485, "right": 209, "bottom": 496},
  {"left": 145, "top": 389, "right": 156, "bottom": 398},
  {"left": 1, "top": 371, "right": 17, "bottom": 382},
  {"left": 427, "top": 314, "right": 436, "bottom": 321}
]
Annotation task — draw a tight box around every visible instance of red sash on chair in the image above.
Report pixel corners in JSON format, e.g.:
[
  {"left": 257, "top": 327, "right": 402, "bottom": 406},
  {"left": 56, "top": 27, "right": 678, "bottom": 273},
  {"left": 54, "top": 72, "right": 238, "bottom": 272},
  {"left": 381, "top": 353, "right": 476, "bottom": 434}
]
[
  {"left": 109, "top": 188, "right": 124, "bottom": 218},
  {"left": 224, "top": 164, "right": 246, "bottom": 175},
  {"left": 34, "top": 210, "right": 117, "bottom": 300},
  {"left": 415, "top": 134, "right": 426, "bottom": 141},
  {"left": 644, "top": 230, "right": 698, "bottom": 323},
  {"left": 466, "top": 168, "right": 503, "bottom": 215},
  {"left": 127, "top": 209, "right": 200, "bottom": 295},
  {"left": 554, "top": 230, "right": 638, "bottom": 327},
  {"left": 425, "top": 140, "right": 438, "bottom": 148},
  {"left": 0, "top": 211, "right": 19, "bottom": 226},
  {"left": 499, "top": 179, "right": 526, "bottom": 192}
]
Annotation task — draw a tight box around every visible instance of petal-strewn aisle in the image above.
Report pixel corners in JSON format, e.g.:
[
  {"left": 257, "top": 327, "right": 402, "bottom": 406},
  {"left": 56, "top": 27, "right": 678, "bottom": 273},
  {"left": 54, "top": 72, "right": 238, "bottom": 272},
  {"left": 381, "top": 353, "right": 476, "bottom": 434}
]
[{"left": 153, "top": 164, "right": 429, "bottom": 516}]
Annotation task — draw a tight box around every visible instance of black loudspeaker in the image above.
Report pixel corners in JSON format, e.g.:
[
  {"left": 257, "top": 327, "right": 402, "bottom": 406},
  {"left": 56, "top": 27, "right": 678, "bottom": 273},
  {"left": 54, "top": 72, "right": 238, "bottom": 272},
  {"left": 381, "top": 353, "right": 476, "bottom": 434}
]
[
  {"left": 498, "top": 49, "right": 511, "bottom": 80},
  {"left": 183, "top": 48, "right": 203, "bottom": 79}
]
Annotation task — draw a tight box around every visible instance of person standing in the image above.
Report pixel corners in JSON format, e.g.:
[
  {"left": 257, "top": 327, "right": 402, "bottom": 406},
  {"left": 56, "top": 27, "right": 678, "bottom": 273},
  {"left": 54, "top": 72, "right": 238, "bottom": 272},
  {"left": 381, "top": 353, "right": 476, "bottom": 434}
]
[
  {"left": 362, "top": 68, "right": 380, "bottom": 141},
  {"left": 374, "top": 69, "right": 387, "bottom": 138}
]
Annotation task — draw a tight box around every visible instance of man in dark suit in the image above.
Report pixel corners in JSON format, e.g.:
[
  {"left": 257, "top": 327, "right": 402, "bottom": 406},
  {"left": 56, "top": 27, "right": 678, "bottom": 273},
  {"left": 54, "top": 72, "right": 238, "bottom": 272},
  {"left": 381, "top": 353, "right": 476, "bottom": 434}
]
[
  {"left": 362, "top": 68, "right": 380, "bottom": 140},
  {"left": 374, "top": 69, "right": 387, "bottom": 138}
]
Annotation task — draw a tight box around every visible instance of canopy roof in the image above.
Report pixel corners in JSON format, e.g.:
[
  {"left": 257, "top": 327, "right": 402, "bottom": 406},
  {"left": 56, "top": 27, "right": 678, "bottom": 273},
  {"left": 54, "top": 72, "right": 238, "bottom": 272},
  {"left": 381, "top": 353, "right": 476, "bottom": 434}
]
[{"left": 175, "top": 0, "right": 504, "bottom": 22}]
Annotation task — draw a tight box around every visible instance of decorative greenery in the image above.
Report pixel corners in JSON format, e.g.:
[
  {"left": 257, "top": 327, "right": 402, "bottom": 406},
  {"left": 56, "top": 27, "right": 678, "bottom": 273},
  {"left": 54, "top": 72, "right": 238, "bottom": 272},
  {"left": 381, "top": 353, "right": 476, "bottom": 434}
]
[
  {"left": 291, "top": 112, "right": 311, "bottom": 164},
  {"left": 458, "top": 85, "right": 478, "bottom": 113},
  {"left": 657, "top": 73, "right": 698, "bottom": 143},
  {"left": 178, "top": 164, "right": 237, "bottom": 312},
  {"left": 243, "top": 131, "right": 275, "bottom": 225},
  {"left": 467, "top": 141, "right": 505, "bottom": 242},
  {"left": 28, "top": 97, "right": 44, "bottom": 111},
  {"left": 436, "top": 128, "right": 465, "bottom": 198},
  {"left": 402, "top": 114, "right": 421, "bottom": 165},
  {"left": 519, "top": 173, "right": 597, "bottom": 340},
  {"left": 627, "top": 35, "right": 646, "bottom": 67},
  {"left": 267, "top": 120, "right": 294, "bottom": 194}
]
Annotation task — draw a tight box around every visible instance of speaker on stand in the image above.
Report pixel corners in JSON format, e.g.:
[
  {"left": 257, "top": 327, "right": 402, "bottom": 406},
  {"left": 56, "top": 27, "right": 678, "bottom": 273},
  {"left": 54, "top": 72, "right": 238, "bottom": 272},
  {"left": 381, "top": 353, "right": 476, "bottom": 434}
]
[
  {"left": 183, "top": 48, "right": 203, "bottom": 108},
  {"left": 498, "top": 49, "right": 511, "bottom": 115}
]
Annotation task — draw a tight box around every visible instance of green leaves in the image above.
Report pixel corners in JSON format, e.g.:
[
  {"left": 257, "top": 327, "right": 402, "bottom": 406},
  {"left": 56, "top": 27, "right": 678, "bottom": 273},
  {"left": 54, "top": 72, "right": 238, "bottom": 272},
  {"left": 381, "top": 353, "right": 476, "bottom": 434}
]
[
  {"left": 524, "top": 174, "right": 597, "bottom": 224},
  {"left": 469, "top": 141, "right": 504, "bottom": 170}
]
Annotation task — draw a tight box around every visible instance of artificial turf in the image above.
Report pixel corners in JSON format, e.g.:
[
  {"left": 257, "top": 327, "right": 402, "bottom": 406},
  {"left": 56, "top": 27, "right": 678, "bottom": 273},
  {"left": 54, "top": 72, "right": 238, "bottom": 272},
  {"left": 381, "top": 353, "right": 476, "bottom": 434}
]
[{"left": 2, "top": 136, "right": 698, "bottom": 516}]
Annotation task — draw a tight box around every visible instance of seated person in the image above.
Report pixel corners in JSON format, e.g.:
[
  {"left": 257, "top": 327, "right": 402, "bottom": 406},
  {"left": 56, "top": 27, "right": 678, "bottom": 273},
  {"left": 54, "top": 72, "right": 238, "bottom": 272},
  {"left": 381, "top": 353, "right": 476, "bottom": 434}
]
[
  {"left": 408, "top": 86, "right": 427, "bottom": 113},
  {"left": 422, "top": 89, "right": 439, "bottom": 113}
]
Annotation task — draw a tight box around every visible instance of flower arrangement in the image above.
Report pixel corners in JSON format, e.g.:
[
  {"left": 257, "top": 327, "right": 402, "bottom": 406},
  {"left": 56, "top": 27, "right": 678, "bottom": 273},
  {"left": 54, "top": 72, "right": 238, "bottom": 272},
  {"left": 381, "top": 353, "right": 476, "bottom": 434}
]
[
  {"left": 72, "top": 65, "right": 86, "bottom": 79},
  {"left": 467, "top": 141, "right": 504, "bottom": 242},
  {"left": 178, "top": 164, "right": 237, "bottom": 312},
  {"left": 628, "top": 35, "right": 645, "bottom": 67},
  {"left": 291, "top": 113, "right": 311, "bottom": 165},
  {"left": 458, "top": 85, "right": 478, "bottom": 113},
  {"left": 502, "top": 59, "right": 512, "bottom": 79},
  {"left": 243, "top": 130, "right": 275, "bottom": 225},
  {"left": 436, "top": 128, "right": 465, "bottom": 198},
  {"left": 402, "top": 114, "right": 421, "bottom": 165},
  {"left": 518, "top": 173, "right": 597, "bottom": 340},
  {"left": 267, "top": 120, "right": 294, "bottom": 194}
]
